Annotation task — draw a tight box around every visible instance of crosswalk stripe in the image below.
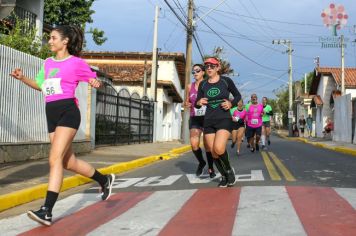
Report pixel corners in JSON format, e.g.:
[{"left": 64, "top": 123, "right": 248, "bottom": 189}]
[
  {"left": 261, "top": 151, "right": 281, "bottom": 180},
  {"left": 268, "top": 152, "right": 296, "bottom": 181},
  {"left": 159, "top": 188, "right": 241, "bottom": 236},
  {"left": 19, "top": 192, "right": 152, "bottom": 236},
  {"left": 233, "top": 186, "right": 306, "bottom": 236},
  {"left": 0, "top": 193, "right": 100, "bottom": 236},
  {"left": 286, "top": 186, "right": 356, "bottom": 236},
  {"left": 1, "top": 186, "right": 356, "bottom": 235},
  {"left": 88, "top": 189, "right": 196, "bottom": 236},
  {"left": 335, "top": 188, "right": 356, "bottom": 209}
]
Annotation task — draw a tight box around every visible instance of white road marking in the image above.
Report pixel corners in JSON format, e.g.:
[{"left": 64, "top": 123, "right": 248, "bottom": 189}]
[
  {"left": 232, "top": 186, "right": 306, "bottom": 236},
  {"left": 88, "top": 190, "right": 196, "bottom": 236}
]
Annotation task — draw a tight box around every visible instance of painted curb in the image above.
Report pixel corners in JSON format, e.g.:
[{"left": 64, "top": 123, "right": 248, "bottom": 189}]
[
  {"left": 275, "top": 132, "right": 356, "bottom": 157},
  {"left": 0, "top": 145, "right": 191, "bottom": 212}
]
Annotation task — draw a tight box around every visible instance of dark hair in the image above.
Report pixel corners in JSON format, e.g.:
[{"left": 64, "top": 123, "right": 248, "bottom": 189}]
[
  {"left": 192, "top": 64, "right": 205, "bottom": 71},
  {"left": 52, "top": 25, "right": 84, "bottom": 56}
]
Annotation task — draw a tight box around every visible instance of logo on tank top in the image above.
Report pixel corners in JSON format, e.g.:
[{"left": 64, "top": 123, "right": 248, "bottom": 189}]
[
  {"left": 48, "top": 68, "right": 60, "bottom": 78},
  {"left": 207, "top": 87, "right": 220, "bottom": 97}
]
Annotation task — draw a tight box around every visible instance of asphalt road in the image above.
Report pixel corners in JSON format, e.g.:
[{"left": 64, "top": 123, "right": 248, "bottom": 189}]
[
  {"left": 1, "top": 135, "right": 356, "bottom": 235},
  {"left": 84, "top": 134, "right": 356, "bottom": 193}
]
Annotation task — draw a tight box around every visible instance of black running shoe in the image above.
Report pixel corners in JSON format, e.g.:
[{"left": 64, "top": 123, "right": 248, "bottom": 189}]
[
  {"left": 268, "top": 140, "right": 271, "bottom": 145},
  {"left": 262, "top": 145, "right": 268, "bottom": 151},
  {"left": 27, "top": 206, "right": 52, "bottom": 226},
  {"left": 227, "top": 168, "right": 236, "bottom": 187},
  {"left": 101, "top": 174, "right": 115, "bottom": 201},
  {"left": 250, "top": 147, "right": 255, "bottom": 152},
  {"left": 230, "top": 142, "right": 236, "bottom": 148},
  {"left": 195, "top": 162, "right": 206, "bottom": 176},
  {"left": 208, "top": 169, "right": 216, "bottom": 178},
  {"left": 256, "top": 144, "right": 260, "bottom": 152},
  {"left": 218, "top": 176, "right": 228, "bottom": 187}
]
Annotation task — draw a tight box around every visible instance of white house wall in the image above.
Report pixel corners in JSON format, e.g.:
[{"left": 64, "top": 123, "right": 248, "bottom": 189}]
[
  {"left": 345, "top": 89, "right": 356, "bottom": 99},
  {"left": 333, "top": 94, "right": 352, "bottom": 142},
  {"left": 315, "top": 75, "right": 336, "bottom": 137},
  {"left": 157, "top": 61, "right": 183, "bottom": 98}
]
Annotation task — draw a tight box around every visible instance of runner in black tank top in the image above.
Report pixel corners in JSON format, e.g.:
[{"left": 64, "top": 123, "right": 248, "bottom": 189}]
[{"left": 195, "top": 57, "right": 241, "bottom": 187}]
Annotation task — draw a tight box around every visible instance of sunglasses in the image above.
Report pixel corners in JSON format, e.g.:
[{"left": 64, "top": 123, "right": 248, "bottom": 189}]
[
  {"left": 192, "top": 69, "right": 202, "bottom": 75},
  {"left": 205, "top": 64, "right": 217, "bottom": 69}
]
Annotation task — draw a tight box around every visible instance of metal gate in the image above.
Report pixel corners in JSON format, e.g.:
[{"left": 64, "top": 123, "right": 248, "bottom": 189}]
[{"left": 95, "top": 82, "right": 154, "bottom": 145}]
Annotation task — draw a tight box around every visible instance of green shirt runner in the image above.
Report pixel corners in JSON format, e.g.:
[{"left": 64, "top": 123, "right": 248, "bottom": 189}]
[{"left": 262, "top": 104, "right": 273, "bottom": 122}]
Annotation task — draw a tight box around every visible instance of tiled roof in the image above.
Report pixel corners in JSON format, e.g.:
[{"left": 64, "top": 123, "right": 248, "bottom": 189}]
[
  {"left": 89, "top": 63, "right": 151, "bottom": 82},
  {"left": 316, "top": 67, "right": 356, "bottom": 87},
  {"left": 88, "top": 62, "right": 183, "bottom": 103},
  {"left": 82, "top": 51, "right": 186, "bottom": 87}
]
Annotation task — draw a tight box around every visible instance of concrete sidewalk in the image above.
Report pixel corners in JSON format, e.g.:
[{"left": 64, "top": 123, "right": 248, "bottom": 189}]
[
  {"left": 0, "top": 141, "right": 191, "bottom": 212},
  {"left": 275, "top": 130, "right": 356, "bottom": 156}
]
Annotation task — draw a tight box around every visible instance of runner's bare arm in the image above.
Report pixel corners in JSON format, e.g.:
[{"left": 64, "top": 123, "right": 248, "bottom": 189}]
[{"left": 10, "top": 68, "right": 41, "bottom": 91}]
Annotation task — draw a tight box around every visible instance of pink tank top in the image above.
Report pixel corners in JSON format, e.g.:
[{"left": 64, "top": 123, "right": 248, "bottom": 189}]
[
  {"left": 233, "top": 108, "right": 246, "bottom": 122},
  {"left": 246, "top": 103, "right": 263, "bottom": 128},
  {"left": 189, "top": 82, "right": 198, "bottom": 117}
]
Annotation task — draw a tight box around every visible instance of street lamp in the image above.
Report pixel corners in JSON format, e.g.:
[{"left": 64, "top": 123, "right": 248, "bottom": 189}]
[{"left": 272, "top": 39, "right": 293, "bottom": 137}]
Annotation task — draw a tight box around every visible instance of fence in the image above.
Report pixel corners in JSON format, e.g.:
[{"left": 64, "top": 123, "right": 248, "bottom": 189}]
[
  {"left": 0, "top": 44, "right": 88, "bottom": 143},
  {"left": 95, "top": 82, "right": 154, "bottom": 145}
]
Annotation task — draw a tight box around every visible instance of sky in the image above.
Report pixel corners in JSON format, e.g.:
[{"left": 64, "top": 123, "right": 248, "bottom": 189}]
[{"left": 85, "top": 0, "right": 356, "bottom": 100}]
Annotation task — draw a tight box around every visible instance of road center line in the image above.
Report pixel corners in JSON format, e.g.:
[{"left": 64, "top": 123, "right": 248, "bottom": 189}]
[
  {"left": 261, "top": 151, "right": 281, "bottom": 181},
  {"left": 268, "top": 152, "right": 296, "bottom": 181}
]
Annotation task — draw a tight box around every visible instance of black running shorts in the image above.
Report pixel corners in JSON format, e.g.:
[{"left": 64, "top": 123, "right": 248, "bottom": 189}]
[
  {"left": 45, "top": 98, "right": 81, "bottom": 133},
  {"left": 189, "top": 116, "right": 204, "bottom": 130},
  {"left": 232, "top": 122, "right": 245, "bottom": 130},
  {"left": 204, "top": 118, "right": 232, "bottom": 134},
  {"left": 262, "top": 121, "right": 271, "bottom": 127},
  {"left": 246, "top": 125, "right": 262, "bottom": 139}
]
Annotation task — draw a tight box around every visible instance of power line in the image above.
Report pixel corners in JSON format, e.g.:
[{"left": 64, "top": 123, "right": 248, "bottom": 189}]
[
  {"left": 200, "top": 6, "right": 326, "bottom": 28},
  {"left": 163, "top": 0, "right": 188, "bottom": 30},
  {"left": 198, "top": 16, "right": 285, "bottom": 71},
  {"left": 192, "top": 31, "right": 205, "bottom": 60},
  {"left": 245, "top": 71, "right": 289, "bottom": 92},
  {"left": 200, "top": 11, "right": 283, "bottom": 53}
]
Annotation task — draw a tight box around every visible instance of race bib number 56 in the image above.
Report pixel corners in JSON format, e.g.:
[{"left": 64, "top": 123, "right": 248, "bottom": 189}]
[
  {"left": 42, "top": 78, "right": 63, "bottom": 96},
  {"left": 194, "top": 106, "right": 206, "bottom": 116}
]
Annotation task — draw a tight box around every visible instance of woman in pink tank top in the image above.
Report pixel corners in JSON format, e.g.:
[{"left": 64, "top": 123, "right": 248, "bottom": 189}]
[
  {"left": 232, "top": 100, "right": 247, "bottom": 155},
  {"left": 184, "top": 64, "right": 215, "bottom": 178},
  {"left": 10, "top": 26, "right": 114, "bottom": 226}
]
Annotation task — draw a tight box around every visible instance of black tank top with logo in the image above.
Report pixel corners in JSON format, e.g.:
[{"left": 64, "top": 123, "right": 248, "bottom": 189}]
[{"left": 195, "top": 76, "right": 241, "bottom": 120}]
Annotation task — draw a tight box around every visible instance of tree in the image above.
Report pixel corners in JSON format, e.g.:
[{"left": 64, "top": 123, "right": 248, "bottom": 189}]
[
  {"left": 0, "top": 16, "right": 52, "bottom": 59},
  {"left": 273, "top": 72, "right": 313, "bottom": 128},
  {"left": 44, "top": 0, "right": 107, "bottom": 45}
]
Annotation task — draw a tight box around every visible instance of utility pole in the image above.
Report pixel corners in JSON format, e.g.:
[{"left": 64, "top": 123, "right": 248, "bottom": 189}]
[
  {"left": 182, "top": 0, "right": 194, "bottom": 144},
  {"left": 272, "top": 39, "right": 293, "bottom": 137},
  {"left": 304, "top": 73, "right": 307, "bottom": 94},
  {"left": 341, "top": 34, "right": 345, "bottom": 95},
  {"left": 150, "top": 5, "right": 159, "bottom": 101},
  {"left": 143, "top": 59, "right": 147, "bottom": 97},
  {"left": 151, "top": 6, "right": 159, "bottom": 142}
]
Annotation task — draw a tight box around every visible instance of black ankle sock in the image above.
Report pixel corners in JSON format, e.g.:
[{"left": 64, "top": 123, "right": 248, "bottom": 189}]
[
  {"left": 90, "top": 169, "right": 107, "bottom": 187},
  {"left": 44, "top": 191, "right": 59, "bottom": 212},
  {"left": 206, "top": 151, "right": 214, "bottom": 170},
  {"left": 213, "top": 158, "right": 226, "bottom": 176},
  {"left": 193, "top": 148, "right": 206, "bottom": 166},
  {"left": 219, "top": 151, "right": 232, "bottom": 171}
]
